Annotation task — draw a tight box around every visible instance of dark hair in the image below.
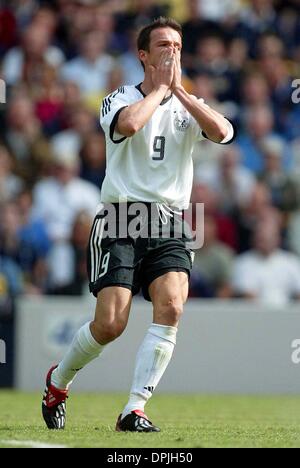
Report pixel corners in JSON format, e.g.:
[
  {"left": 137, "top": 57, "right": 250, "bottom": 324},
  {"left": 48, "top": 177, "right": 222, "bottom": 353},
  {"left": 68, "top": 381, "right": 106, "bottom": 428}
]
[{"left": 137, "top": 17, "right": 182, "bottom": 52}]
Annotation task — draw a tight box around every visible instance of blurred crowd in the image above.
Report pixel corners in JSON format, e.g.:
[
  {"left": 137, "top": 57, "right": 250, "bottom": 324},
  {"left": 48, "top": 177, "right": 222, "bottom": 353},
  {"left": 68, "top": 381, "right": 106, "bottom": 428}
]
[{"left": 1, "top": 0, "right": 300, "bottom": 306}]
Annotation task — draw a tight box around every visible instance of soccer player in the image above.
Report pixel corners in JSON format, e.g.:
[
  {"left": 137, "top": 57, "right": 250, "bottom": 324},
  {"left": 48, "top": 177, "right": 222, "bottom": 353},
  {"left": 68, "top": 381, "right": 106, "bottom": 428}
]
[{"left": 42, "top": 17, "right": 235, "bottom": 432}]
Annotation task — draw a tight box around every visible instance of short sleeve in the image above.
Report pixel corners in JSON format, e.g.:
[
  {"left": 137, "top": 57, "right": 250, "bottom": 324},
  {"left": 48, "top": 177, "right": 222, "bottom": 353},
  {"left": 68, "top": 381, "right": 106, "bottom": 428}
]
[
  {"left": 100, "top": 87, "right": 132, "bottom": 144},
  {"left": 202, "top": 118, "right": 236, "bottom": 145}
]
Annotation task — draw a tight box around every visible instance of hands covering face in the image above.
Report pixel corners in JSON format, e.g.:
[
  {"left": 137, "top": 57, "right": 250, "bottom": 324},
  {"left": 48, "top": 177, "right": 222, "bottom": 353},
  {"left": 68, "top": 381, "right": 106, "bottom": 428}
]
[
  {"left": 150, "top": 48, "right": 182, "bottom": 91},
  {"left": 171, "top": 49, "right": 182, "bottom": 91}
]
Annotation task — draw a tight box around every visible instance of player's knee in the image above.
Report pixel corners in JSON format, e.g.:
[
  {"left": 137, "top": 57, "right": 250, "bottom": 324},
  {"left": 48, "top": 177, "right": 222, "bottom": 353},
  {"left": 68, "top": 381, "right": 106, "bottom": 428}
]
[
  {"left": 156, "top": 300, "right": 184, "bottom": 326},
  {"left": 91, "top": 319, "right": 127, "bottom": 344},
  {"left": 167, "top": 301, "right": 184, "bottom": 324}
]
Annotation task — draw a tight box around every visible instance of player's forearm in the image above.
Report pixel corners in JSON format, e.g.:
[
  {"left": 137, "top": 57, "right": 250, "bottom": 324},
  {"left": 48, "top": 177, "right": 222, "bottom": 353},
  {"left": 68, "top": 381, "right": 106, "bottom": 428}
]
[
  {"left": 173, "top": 86, "right": 229, "bottom": 143},
  {"left": 117, "top": 85, "right": 169, "bottom": 137}
]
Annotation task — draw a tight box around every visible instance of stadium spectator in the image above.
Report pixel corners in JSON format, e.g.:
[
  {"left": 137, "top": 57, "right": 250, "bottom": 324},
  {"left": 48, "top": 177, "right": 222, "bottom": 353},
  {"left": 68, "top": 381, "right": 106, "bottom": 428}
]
[
  {"left": 181, "top": 0, "right": 222, "bottom": 65},
  {"left": 93, "top": 2, "right": 121, "bottom": 53},
  {"left": 67, "top": 210, "right": 93, "bottom": 295},
  {"left": 192, "top": 71, "right": 233, "bottom": 115},
  {"left": 32, "top": 149, "right": 100, "bottom": 243},
  {"left": 235, "top": 182, "right": 283, "bottom": 253},
  {"left": 258, "top": 136, "right": 298, "bottom": 213},
  {"left": 232, "top": 221, "right": 300, "bottom": 306},
  {"left": 287, "top": 210, "right": 300, "bottom": 259},
  {"left": 0, "top": 198, "right": 50, "bottom": 294},
  {"left": 47, "top": 210, "right": 93, "bottom": 296},
  {"left": 0, "top": 144, "right": 24, "bottom": 203},
  {"left": 191, "top": 72, "right": 236, "bottom": 167},
  {"left": 0, "top": 254, "right": 23, "bottom": 301},
  {"left": 115, "top": 0, "right": 169, "bottom": 34},
  {"left": 258, "top": 55, "right": 294, "bottom": 131},
  {"left": 117, "top": 28, "right": 145, "bottom": 85},
  {"left": 190, "top": 215, "right": 234, "bottom": 298},
  {"left": 257, "top": 33, "right": 285, "bottom": 60},
  {"left": 2, "top": 23, "right": 65, "bottom": 87},
  {"left": 290, "top": 138, "right": 300, "bottom": 182},
  {"left": 191, "top": 183, "right": 238, "bottom": 251},
  {"left": 196, "top": 145, "right": 256, "bottom": 216},
  {"left": 61, "top": 30, "right": 119, "bottom": 100},
  {"left": 198, "top": 0, "right": 242, "bottom": 22},
  {"left": 0, "top": 1, "right": 299, "bottom": 299},
  {"left": 17, "top": 189, "right": 51, "bottom": 293},
  {"left": 53, "top": 0, "right": 96, "bottom": 59},
  {"left": 51, "top": 106, "right": 97, "bottom": 156},
  {"left": 191, "top": 32, "right": 241, "bottom": 102},
  {"left": 237, "top": 105, "right": 289, "bottom": 174},
  {"left": 79, "top": 132, "right": 106, "bottom": 189},
  {"left": 5, "top": 95, "right": 54, "bottom": 187},
  {"left": 189, "top": 33, "right": 227, "bottom": 81},
  {"left": 287, "top": 137, "right": 300, "bottom": 256},
  {"left": 240, "top": 72, "right": 271, "bottom": 109},
  {"left": 58, "top": 80, "right": 84, "bottom": 129},
  {"left": 31, "top": 5, "right": 59, "bottom": 36},
  {"left": 34, "top": 64, "right": 65, "bottom": 137},
  {"left": 227, "top": 38, "right": 249, "bottom": 75},
  {"left": 159, "top": 0, "right": 189, "bottom": 22},
  {"left": 0, "top": 3, "right": 17, "bottom": 57},
  {"left": 233, "top": 0, "right": 277, "bottom": 56},
  {"left": 32, "top": 149, "right": 100, "bottom": 291},
  {"left": 12, "top": 0, "right": 40, "bottom": 31}
]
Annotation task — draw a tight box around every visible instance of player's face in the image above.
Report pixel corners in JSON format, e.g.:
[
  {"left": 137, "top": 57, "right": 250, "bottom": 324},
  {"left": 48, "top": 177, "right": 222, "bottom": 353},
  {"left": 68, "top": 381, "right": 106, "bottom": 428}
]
[{"left": 142, "top": 27, "right": 182, "bottom": 68}]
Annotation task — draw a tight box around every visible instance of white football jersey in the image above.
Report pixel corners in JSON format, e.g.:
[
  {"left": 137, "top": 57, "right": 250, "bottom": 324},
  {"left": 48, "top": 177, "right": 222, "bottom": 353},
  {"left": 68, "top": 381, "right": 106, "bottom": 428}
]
[{"left": 100, "top": 84, "right": 234, "bottom": 209}]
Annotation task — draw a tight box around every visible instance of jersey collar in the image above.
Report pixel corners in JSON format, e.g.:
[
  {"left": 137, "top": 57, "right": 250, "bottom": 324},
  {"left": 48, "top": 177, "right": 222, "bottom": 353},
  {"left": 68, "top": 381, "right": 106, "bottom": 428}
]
[{"left": 135, "top": 83, "right": 173, "bottom": 106}]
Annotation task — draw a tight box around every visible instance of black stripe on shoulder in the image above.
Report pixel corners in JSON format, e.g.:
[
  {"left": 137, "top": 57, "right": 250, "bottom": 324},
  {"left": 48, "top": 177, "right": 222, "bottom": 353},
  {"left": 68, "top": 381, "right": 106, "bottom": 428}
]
[
  {"left": 101, "top": 97, "right": 108, "bottom": 117},
  {"left": 103, "top": 98, "right": 108, "bottom": 114},
  {"left": 102, "top": 96, "right": 113, "bottom": 117},
  {"left": 106, "top": 96, "right": 112, "bottom": 114},
  {"left": 102, "top": 88, "right": 127, "bottom": 118},
  {"left": 112, "top": 89, "right": 120, "bottom": 99}
]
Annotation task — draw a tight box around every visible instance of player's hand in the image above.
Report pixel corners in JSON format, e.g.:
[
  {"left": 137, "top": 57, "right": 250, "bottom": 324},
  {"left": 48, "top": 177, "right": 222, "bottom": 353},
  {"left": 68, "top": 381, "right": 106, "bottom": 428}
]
[
  {"left": 171, "top": 49, "right": 182, "bottom": 92},
  {"left": 150, "top": 49, "right": 174, "bottom": 91}
]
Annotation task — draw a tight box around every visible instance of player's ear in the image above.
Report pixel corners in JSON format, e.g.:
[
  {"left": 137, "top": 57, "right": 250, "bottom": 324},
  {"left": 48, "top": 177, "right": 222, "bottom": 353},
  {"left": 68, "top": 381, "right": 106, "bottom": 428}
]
[{"left": 138, "top": 50, "right": 147, "bottom": 68}]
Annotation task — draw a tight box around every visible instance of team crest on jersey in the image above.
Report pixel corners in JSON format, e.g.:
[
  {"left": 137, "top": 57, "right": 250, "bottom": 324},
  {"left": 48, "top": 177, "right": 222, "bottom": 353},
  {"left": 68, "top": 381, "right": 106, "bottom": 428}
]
[{"left": 174, "top": 110, "right": 190, "bottom": 132}]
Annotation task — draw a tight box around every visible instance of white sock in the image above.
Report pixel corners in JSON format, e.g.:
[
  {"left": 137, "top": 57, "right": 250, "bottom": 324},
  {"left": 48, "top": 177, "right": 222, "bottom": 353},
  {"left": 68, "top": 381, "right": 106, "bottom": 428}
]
[
  {"left": 122, "top": 323, "right": 177, "bottom": 419},
  {"left": 51, "top": 322, "right": 105, "bottom": 390}
]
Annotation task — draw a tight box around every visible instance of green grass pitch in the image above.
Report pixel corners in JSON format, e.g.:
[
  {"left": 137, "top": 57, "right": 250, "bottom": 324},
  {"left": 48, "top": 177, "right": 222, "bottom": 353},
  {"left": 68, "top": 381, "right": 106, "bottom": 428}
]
[{"left": 1, "top": 392, "right": 300, "bottom": 448}]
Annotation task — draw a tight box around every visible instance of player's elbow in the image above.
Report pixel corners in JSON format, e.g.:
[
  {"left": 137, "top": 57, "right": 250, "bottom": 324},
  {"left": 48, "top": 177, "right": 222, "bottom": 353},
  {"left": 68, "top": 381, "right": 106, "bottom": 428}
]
[
  {"left": 219, "top": 126, "right": 230, "bottom": 142},
  {"left": 124, "top": 126, "right": 138, "bottom": 137},
  {"left": 215, "top": 122, "right": 229, "bottom": 142},
  {"left": 207, "top": 125, "right": 228, "bottom": 144},
  {"left": 118, "top": 119, "right": 139, "bottom": 137}
]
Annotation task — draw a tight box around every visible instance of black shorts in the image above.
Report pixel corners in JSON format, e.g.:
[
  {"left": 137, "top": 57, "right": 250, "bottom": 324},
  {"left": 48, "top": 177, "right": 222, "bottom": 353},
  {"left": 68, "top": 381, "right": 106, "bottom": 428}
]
[{"left": 87, "top": 203, "right": 194, "bottom": 301}]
